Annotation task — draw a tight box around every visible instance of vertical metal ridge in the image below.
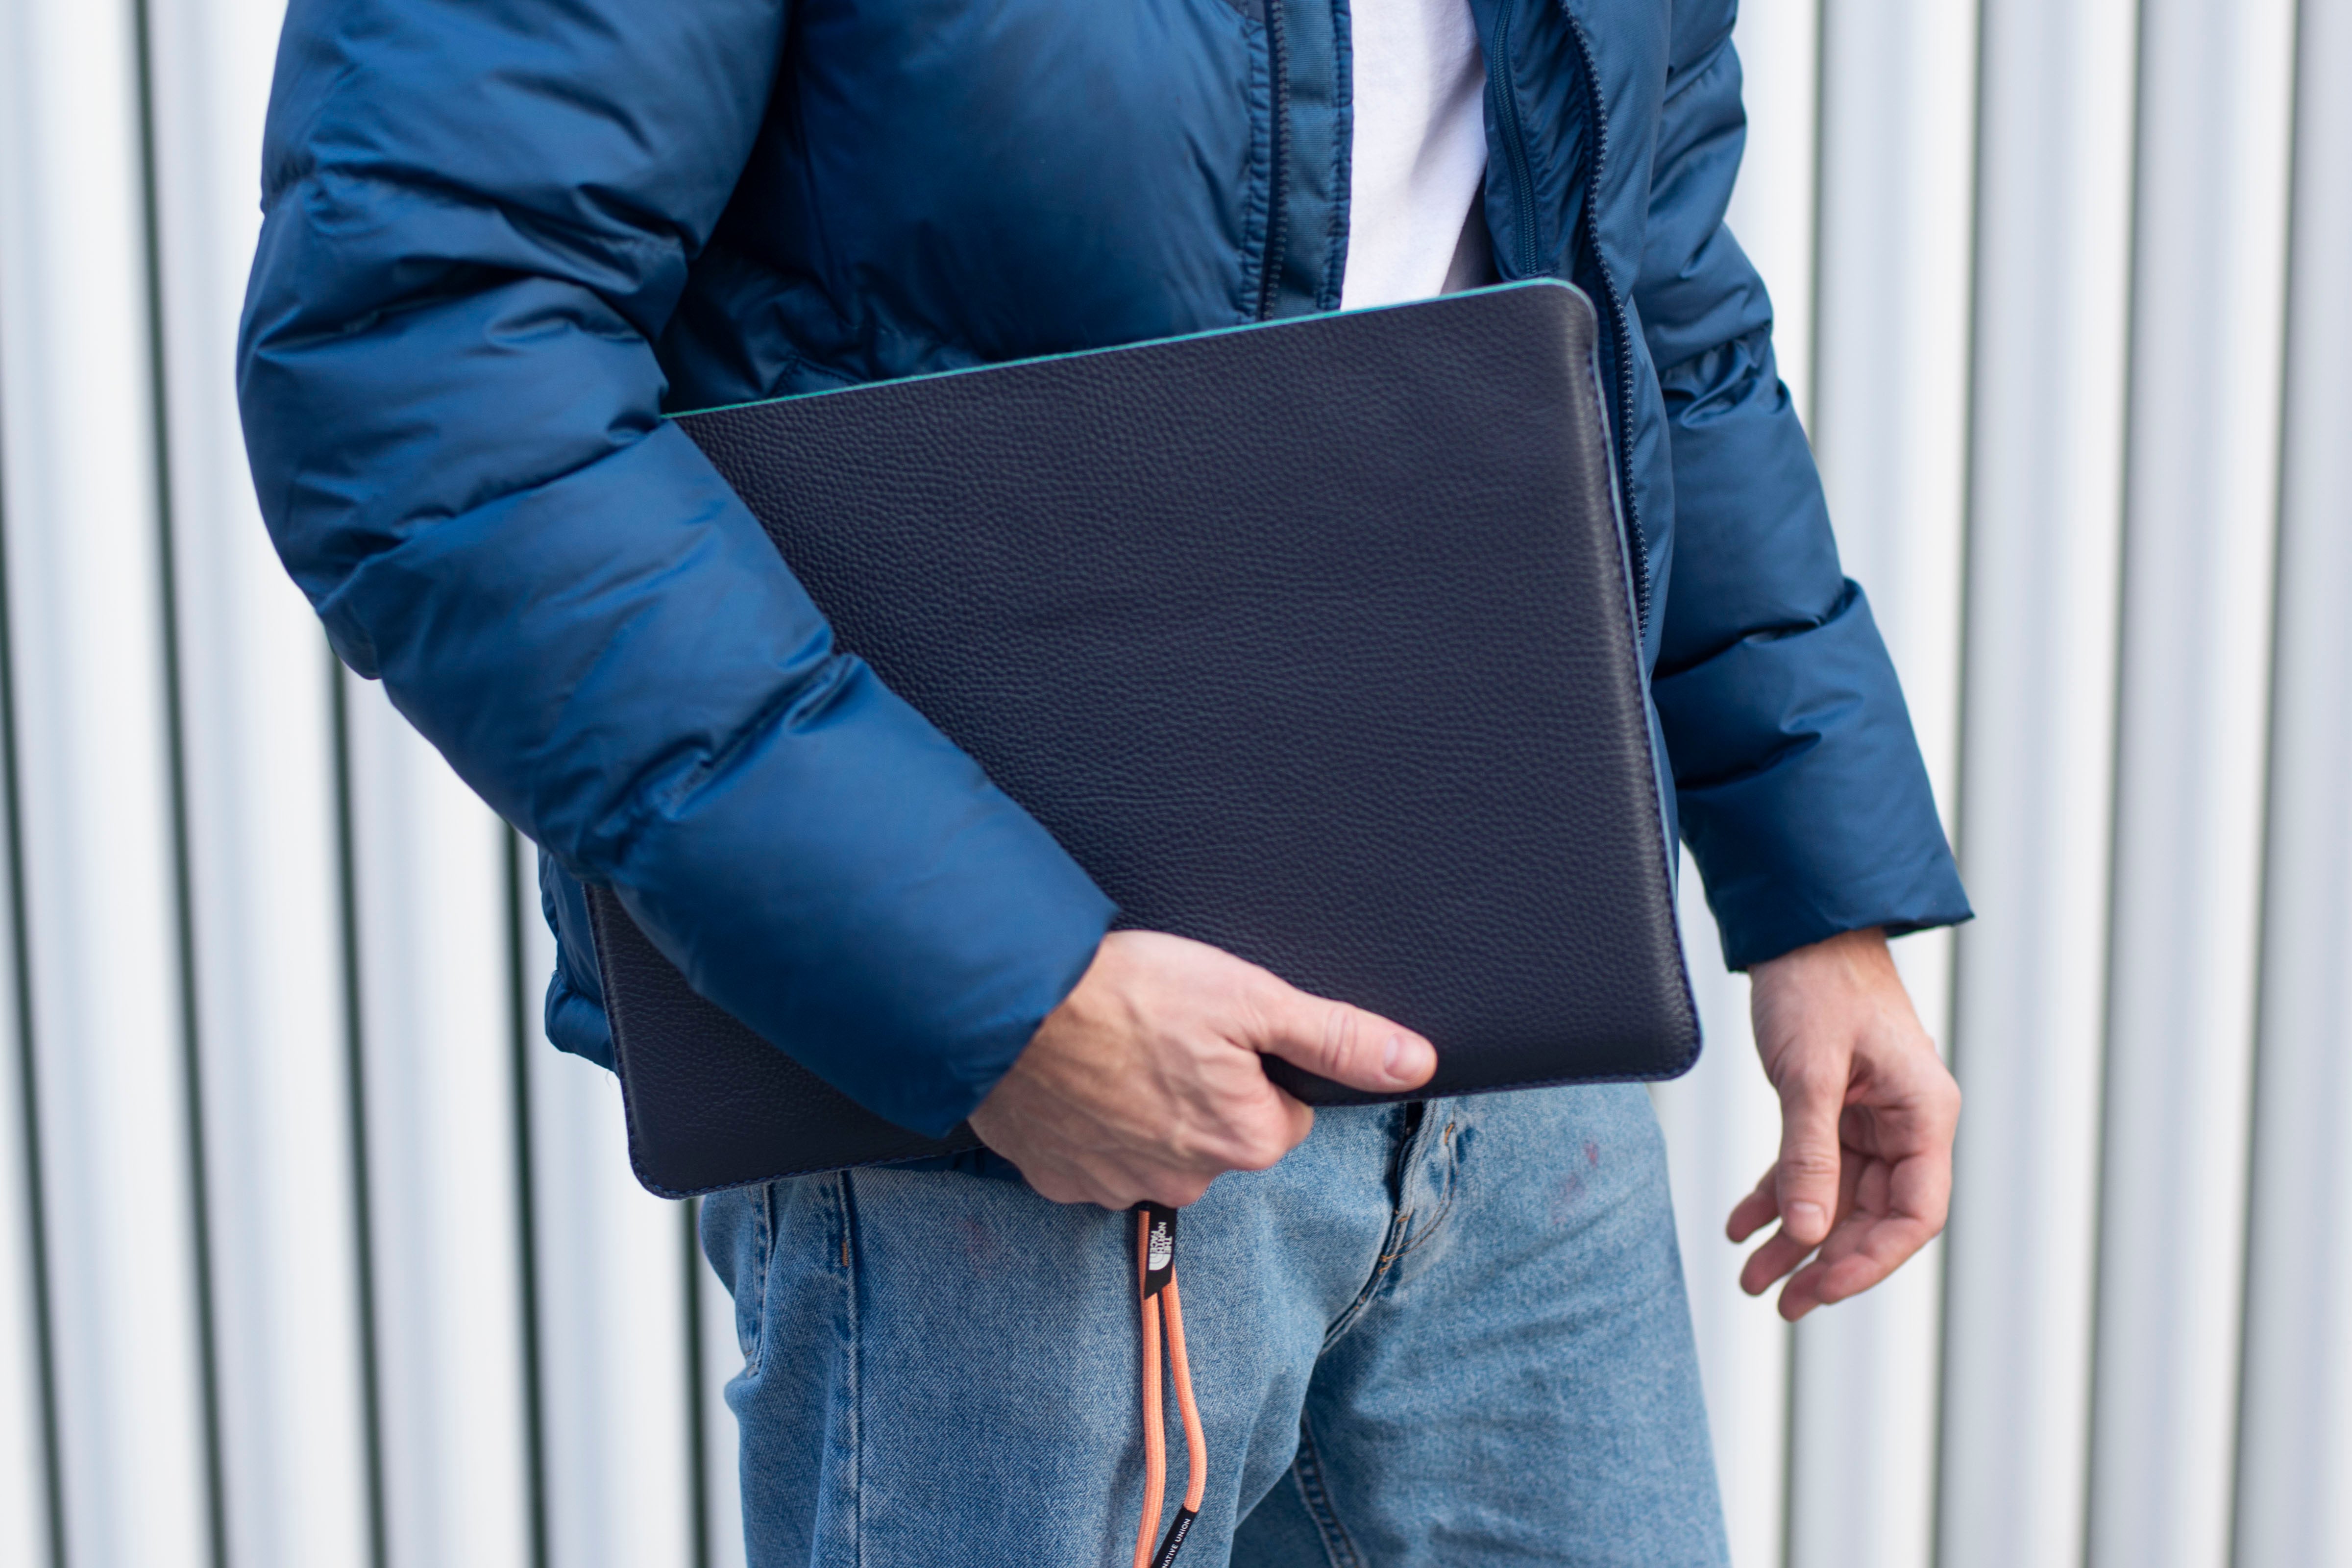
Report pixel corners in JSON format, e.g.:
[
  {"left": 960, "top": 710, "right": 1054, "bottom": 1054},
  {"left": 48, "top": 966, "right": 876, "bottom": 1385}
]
[
  {"left": 1785, "top": 13, "right": 1831, "bottom": 1563},
  {"left": 2079, "top": 0, "right": 2156, "bottom": 1552},
  {"left": 124, "top": 0, "right": 229, "bottom": 1557},
  {"left": 329, "top": 655, "right": 392, "bottom": 1568},
  {"left": 2227, "top": 0, "right": 2314, "bottom": 1554},
  {"left": 1779, "top": 8, "right": 1835, "bottom": 1549},
  {"left": 1801, "top": 0, "right": 1834, "bottom": 437},
  {"left": 684, "top": 1198, "right": 712, "bottom": 1568},
  {"left": 505, "top": 827, "right": 552, "bottom": 1568},
  {"left": 0, "top": 301, "right": 67, "bottom": 1568},
  {"left": 1942, "top": 0, "right": 1998, "bottom": 894},
  {"left": 1930, "top": 0, "right": 2002, "bottom": 1548},
  {"left": 1777, "top": 1326, "right": 1800, "bottom": 1568}
]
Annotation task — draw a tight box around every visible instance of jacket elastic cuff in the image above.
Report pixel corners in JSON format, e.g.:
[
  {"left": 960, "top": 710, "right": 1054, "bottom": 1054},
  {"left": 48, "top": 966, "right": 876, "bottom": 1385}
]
[{"left": 1658, "top": 581, "right": 1972, "bottom": 970}]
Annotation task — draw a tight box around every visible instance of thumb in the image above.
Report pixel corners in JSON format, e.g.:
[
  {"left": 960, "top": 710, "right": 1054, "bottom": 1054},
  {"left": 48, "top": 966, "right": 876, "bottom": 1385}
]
[
  {"left": 1248, "top": 979, "right": 1437, "bottom": 1095},
  {"left": 1773, "top": 1062, "right": 1847, "bottom": 1249}
]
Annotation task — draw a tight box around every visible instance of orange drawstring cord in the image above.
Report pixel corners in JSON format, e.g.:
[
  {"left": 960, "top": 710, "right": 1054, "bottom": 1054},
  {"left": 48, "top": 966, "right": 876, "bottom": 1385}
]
[
  {"left": 1160, "top": 1276, "right": 1207, "bottom": 1518},
  {"left": 1134, "top": 1221, "right": 1167, "bottom": 1568},
  {"left": 1132, "top": 1204, "right": 1203, "bottom": 1568}
]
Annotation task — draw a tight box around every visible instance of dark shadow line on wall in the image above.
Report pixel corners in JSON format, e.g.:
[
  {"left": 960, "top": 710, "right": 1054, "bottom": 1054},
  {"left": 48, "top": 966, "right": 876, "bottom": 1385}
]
[
  {"left": 2227, "top": 0, "right": 2315, "bottom": 1556},
  {"left": 328, "top": 655, "right": 393, "bottom": 1568},
  {"left": 685, "top": 1198, "right": 713, "bottom": 1568},
  {"left": 1779, "top": 0, "right": 1839, "bottom": 1555},
  {"left": 1801, "top": 0, "right": 1832, "bottom": 442},
  {"left": 2084, "top": 0, "right": 2158, "bottom": 1558},
  {"left": 0, "top": 289, "right": 70, "bottom": 1568},
  {"left": 505, "top": 828, "right": 554, "bottom": 1568},
  {"left": 127, "top": 0, "right": 230, "bottom": 1559},
  {"left": 1933, "top": 0, "right": 1999, "bottom": 1553}
]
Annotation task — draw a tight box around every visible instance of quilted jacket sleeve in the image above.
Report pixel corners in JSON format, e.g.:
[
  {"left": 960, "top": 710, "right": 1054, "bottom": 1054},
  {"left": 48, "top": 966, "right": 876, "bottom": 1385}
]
[
  {"left": 237, "top": 0, "right": 1115, "bottom": 1136},
  {"left": 1634, "top": 15, "right": 1970, "bottom": 968}
]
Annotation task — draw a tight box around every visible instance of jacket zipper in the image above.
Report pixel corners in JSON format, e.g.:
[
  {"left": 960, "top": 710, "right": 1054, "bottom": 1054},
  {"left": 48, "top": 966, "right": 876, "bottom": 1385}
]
[
  {"left": 1257, "top": 0, "right": 1292, "bottom": 320},
  {"left": 1485, "top": 0, "right": 1543, "bottom": 278},
  {"left": 1548, "top": 5, "right": 1652, "bottom": 638}
]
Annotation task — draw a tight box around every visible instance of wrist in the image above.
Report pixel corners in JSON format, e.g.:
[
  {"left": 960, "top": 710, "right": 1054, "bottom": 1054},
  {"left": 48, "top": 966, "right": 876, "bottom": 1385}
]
[
  {"left": 1749, "top": 925, "right": 1936, "bottom": 1075},
  {"left": 1752, "top": 924, "right": 1891, "bottom": 983},
  {"left": 1750, "top": 926, "right": 1915, "bottom": 1027}
]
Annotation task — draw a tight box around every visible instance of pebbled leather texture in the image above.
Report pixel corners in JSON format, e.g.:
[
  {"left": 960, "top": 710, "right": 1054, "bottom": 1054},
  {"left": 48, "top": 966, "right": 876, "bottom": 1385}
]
[
  {"left": 588, "top": 885, "right": 980, "bottom": 1195},
  {"left": 593, "top": 281, "right": 1700, "bottom": 1196}
]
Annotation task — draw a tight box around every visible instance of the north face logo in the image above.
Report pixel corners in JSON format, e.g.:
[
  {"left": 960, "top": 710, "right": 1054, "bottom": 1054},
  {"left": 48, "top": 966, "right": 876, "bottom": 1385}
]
[{"left": 1147, "top": 1221, "right": 1173, "bottom": 1273}]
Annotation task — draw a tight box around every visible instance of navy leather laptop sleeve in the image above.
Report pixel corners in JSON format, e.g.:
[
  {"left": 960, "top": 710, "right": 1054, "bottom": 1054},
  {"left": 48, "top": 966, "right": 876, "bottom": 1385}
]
[{"left": 587, "top": 280, "right": 1700, "bottom": 1197}]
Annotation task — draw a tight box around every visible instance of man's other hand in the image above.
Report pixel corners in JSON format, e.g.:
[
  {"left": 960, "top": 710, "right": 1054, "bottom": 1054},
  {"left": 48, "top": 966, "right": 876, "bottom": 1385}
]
[
  {"left": 1727, "top": 927, "right": 1961, "bottom": 1321},
  {"left": 970, "top": 931, "right": 1438, "bottom": 1209}
]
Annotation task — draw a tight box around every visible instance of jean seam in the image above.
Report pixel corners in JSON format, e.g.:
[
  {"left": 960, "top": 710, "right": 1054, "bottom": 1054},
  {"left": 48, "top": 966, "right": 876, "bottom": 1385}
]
[
  {"left": 1386, "top": 1120, "right": 1462, "bottom": 1266},
  {"left": 1320, "top": 1208, "right": 1408, "bottom": 1351},
  {"left": 839, "top": 1170, "right": 864, "bottom": 1568},
  {"left": 744, "top": 1181, "right": 776, "bottom": 1376},
  {"left": 1290, "top": 1417, "right": 1364, "bottom": 1568},
  {"left": 1387, "top": 1190, "right": 1456, "bottom": 1264},
  {"left": 1322, "top": 1107, "right": 1448, "bottom": 1349}
]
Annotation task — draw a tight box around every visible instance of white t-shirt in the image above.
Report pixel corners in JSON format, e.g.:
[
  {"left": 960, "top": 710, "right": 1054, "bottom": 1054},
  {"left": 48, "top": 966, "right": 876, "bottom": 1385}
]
[{"left": 1339, "top": 0, "right": 1494, "bottom": 309}]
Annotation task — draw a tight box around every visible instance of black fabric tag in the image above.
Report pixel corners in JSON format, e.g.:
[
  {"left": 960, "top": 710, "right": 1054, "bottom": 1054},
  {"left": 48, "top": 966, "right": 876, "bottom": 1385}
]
[
  {"left": 1135, "top": 1201, "right": 1177, "bottom": 1299},
  {"left": 1151, "top": 1505, "right": 1198, "bottom": 1568}
]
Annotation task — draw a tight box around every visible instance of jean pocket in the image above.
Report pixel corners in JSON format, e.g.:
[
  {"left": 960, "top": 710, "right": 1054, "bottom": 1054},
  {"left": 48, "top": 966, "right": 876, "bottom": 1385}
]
[{"left": 697, "top": 1182, "right": 777, "bottom": 1375}]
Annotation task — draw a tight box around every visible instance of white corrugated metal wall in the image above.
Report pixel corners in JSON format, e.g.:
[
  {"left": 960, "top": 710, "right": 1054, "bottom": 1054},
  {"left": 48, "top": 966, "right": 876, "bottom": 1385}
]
[{"left": 0, "top": 0, "right": 2343, "bottom": 1562}]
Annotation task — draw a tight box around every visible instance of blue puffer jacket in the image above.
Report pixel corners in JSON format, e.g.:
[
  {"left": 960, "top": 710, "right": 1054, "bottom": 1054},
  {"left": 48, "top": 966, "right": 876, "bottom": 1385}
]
[{"left": 240, "top": 0, "right": 1968, "bottom": 1138}]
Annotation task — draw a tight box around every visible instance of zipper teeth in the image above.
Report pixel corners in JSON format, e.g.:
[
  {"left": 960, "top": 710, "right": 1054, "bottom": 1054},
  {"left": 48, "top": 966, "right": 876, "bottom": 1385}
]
[
  {"left": 1561, "top": 7, "right": 1650, "bottom": 638},
  {"left": 1488, "top": 0, "right": 1541, "bottom": 276},
  {"left": 1257, "top": 0, "right": 1292, "bottom": 321}
]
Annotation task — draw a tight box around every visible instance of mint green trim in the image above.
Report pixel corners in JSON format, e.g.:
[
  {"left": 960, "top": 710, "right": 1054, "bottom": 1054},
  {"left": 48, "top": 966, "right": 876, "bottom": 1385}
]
[{"left": 663, "top": 278, "right": 1590, "bottom": 420}]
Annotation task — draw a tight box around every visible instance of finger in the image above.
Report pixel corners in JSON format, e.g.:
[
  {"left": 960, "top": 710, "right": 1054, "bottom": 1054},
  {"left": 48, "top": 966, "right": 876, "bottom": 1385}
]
[
  {"left": 1772, "top": 1061, "right": 1849, "bottom": 1249},
  {"left": 1793, "top": 1157, "right": 1949, "bottom": 1312},
  {"left": 1738, "top": 1227, "right": 1815, "bottom": 1296},
  {"left": 1767, "top": 1154, "right": 1918, "bottom": 1315},
  {"left": 1136, "top": 1173, "right": 1219, "bottom": 1210},
  {"left": 1219, "top": 1094, "right": 1316, "bottom": 1173},
  {"left": 1819, "top": 1214, "right": 1939, "bottom": 1301},
  {"left": 1778, "top": 1264, "right": 1828, "bottom": 1321},
  {"left": 1884, "top": 1122, "right": 1956, "bottom": 1241},
  {"left": 1744, "top": 1144, "right": 1862, "bottom": 1296},
  {"left": 1776, "top": 1209, "right": 1939, "bottom": 1318},
  {"left": 1727, "top": 1166, "right": 1779, "bottom": 1243},
  {"left": 1249, "top": 980, "right": 1436, "bottom": 1093},
  {"left": 1773, "top": 1211, "right": 1870, "bottom": 1318}
]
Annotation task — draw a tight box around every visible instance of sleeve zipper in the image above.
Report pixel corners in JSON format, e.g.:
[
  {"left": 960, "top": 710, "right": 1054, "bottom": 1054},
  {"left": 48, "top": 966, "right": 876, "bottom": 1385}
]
[
  {"left": 1255, "top": 0, "right": 1293, "bottom": 321},
  {"left": 1560, "top": 4, "right": 1651, "bottom": 638},
  {"left": 1486, "top": 0, "right": 1653, "bottom": 638}
]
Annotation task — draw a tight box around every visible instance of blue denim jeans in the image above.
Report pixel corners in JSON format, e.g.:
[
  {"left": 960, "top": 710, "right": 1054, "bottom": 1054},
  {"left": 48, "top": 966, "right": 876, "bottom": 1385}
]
[{"left": 700, "top": 1083, "right": 1729, "bottom": 1566}]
